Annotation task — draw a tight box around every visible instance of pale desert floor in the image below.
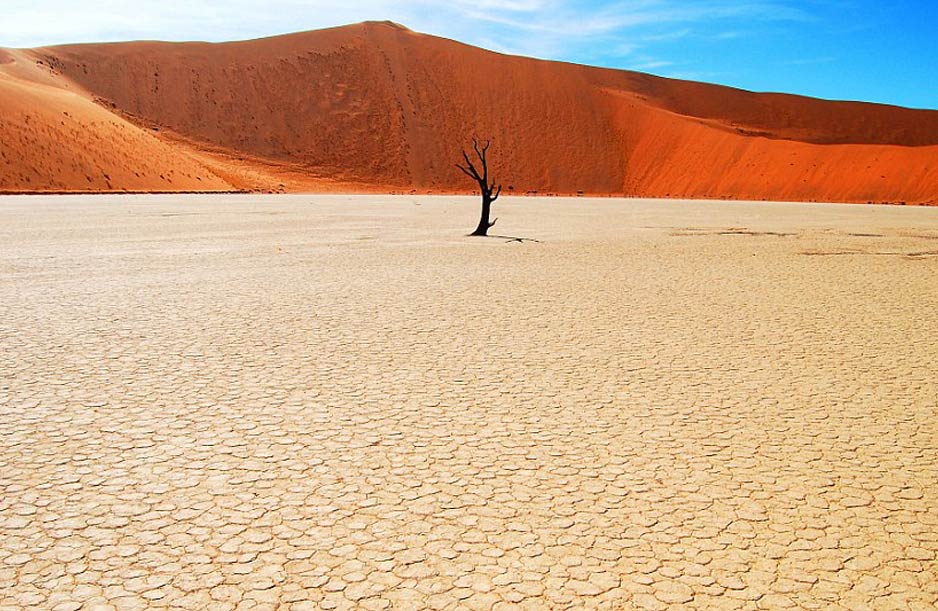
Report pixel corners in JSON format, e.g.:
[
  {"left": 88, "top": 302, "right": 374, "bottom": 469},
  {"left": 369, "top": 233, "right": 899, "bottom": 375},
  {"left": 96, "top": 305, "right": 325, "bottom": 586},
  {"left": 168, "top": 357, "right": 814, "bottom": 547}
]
[{"left": 1, "top": 195, "right": 937, "bottom": 611}]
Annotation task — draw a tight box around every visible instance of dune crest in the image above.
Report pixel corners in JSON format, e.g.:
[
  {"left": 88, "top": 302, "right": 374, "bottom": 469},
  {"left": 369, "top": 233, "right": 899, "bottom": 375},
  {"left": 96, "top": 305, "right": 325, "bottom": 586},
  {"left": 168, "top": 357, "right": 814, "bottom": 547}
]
[{"left": 2, "top": 21, "right": 937, "bottom": 203}]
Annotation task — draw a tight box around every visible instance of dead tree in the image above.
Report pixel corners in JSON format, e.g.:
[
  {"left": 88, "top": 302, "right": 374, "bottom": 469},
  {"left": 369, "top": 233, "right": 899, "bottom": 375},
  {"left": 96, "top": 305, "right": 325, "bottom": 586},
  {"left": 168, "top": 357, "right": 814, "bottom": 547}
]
[{"left": 457, "top": 138, "right": 502, "bottom": 237}]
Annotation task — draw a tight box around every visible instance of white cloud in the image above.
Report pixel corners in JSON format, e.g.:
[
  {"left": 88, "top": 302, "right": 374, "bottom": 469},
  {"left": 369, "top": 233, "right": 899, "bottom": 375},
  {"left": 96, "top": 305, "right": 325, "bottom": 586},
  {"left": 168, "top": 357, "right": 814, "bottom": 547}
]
[
  {"left": 0, "top": 0, "right": 808, "bottom": 69},
  {"left": 630, "top": 59, "right": 675, "bottom": 70}
]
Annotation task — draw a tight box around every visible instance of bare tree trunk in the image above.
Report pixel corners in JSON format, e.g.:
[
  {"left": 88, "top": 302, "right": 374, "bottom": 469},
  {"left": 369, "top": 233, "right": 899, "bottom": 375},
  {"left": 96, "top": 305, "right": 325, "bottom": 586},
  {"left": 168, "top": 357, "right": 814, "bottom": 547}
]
[{"left": 472, "top": 195, "right": 494, "bottom": 236}]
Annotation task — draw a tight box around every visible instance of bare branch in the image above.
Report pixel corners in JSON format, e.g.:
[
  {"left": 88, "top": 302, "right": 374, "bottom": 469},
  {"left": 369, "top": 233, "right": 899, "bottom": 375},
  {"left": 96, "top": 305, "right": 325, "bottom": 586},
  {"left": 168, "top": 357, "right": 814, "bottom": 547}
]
[
  {"left": 488, "top": 217, "right": 498, "bottom": 228},
  {"left": 490, "top": 184, "right": 502, "bottom": 202},
  {"left": 462, "top": 149, "right": 475, "bottom": 170},
  {"left": 474, "top": 144, "right": 485, "bottom": 182},
  {"left": 459, "top": 151, "right": 483, "bottom": 182},
  {"left": 480, "top": 140, "right": 492, "bottom": 182},
  {"left": 455, "top": 163, "right": 477, "bottom": 181}
]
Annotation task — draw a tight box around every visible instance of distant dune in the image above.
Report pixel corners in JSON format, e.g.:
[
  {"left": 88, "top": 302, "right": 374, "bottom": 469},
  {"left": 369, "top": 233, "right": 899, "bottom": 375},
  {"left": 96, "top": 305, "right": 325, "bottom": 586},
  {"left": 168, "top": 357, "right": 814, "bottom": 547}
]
[{"left": 2, "top": 21, "right": 937, "bottom": 203}]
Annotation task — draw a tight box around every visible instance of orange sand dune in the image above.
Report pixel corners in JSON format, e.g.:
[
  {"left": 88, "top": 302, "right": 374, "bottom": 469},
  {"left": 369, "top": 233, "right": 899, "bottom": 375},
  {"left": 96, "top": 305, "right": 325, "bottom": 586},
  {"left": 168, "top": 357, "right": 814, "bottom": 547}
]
[
  {"left": 2, "top": 21, "right": 937, "bottom": 203},
  {"left": 0, "top": 49, "right": 234, "bottom": 193}
]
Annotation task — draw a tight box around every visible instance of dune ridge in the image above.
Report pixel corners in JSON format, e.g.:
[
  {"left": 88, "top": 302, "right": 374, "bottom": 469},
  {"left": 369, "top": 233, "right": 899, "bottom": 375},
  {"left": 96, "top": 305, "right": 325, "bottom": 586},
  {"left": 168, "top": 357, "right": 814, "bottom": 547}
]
[{"left": 2, "top": 21, "right": 937, "bottom": 203}]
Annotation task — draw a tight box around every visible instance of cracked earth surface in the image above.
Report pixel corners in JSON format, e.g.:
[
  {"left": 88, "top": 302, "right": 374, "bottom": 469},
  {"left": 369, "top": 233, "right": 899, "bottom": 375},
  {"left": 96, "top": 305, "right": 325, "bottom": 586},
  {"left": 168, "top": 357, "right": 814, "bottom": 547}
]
[{"left": 1, "top": 195, "right": 937, "bottom": 610}]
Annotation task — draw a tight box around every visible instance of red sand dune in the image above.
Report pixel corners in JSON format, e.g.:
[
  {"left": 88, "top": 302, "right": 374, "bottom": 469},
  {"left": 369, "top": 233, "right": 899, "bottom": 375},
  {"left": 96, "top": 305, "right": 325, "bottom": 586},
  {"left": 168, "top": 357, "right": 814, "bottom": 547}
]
[
  {"left": 0, "top": 49, "right": 233, "bottom": 193},
  {"left": 2, "top": 21, "right": 937, "bottom": 203}
]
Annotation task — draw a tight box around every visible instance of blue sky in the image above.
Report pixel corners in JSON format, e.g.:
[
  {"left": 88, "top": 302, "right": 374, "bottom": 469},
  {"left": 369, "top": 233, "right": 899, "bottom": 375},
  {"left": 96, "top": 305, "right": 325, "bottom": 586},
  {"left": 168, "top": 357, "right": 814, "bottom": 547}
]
[{"left": 2, "top": 1, "right": 935, "bottom": 109}]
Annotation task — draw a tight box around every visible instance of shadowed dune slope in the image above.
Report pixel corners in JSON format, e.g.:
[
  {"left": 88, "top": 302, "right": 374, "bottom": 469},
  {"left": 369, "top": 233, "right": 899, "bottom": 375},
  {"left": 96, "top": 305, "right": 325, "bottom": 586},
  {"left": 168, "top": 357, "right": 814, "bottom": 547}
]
[{"left": 3, "top": 21, "right": 938, "bottom": 202}]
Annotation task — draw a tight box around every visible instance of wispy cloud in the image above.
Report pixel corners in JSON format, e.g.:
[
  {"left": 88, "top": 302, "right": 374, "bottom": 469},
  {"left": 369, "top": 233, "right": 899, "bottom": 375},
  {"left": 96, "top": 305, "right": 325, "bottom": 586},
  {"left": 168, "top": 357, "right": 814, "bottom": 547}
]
[
  {"left": 629, "top": 59, "right": 675, "bottom": 71},
  {"left": 780, "top": 56, "right": 836, "bottom": 66},
  {"left": 4, "top": 0, "right": 928, "bottom": 109},
  {"left": 447, "top": 0, "right": 808, "bottom": 39},
  {"left": 640, "top": 28, "right": 692, "bottom": 43},
  {"left": 0, "top": 0, "right": 813, "bottom": 91},
  {"left": 713, "top": 30, "right": 743, "bottom": 40},
  {"left": 1, "top": 0, "right": 810, "bottom": 50}
]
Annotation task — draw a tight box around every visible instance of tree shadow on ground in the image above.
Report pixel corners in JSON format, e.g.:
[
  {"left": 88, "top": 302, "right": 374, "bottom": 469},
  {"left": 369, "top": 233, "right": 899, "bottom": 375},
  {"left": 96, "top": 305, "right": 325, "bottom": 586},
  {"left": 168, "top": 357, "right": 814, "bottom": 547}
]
[{"left": 472, "top": 233, "right": 542, "bottom": 243}]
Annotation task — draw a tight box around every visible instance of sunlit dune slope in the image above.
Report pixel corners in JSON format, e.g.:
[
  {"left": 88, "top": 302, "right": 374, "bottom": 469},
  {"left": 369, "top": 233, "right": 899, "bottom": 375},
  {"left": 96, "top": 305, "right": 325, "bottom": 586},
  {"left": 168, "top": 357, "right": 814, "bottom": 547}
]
[
  {"left": 3, "top": 22, "right": 937, "bottom": 203},
  {"left": 0, "top": 49, "right": 233, "bottom": 193}
]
